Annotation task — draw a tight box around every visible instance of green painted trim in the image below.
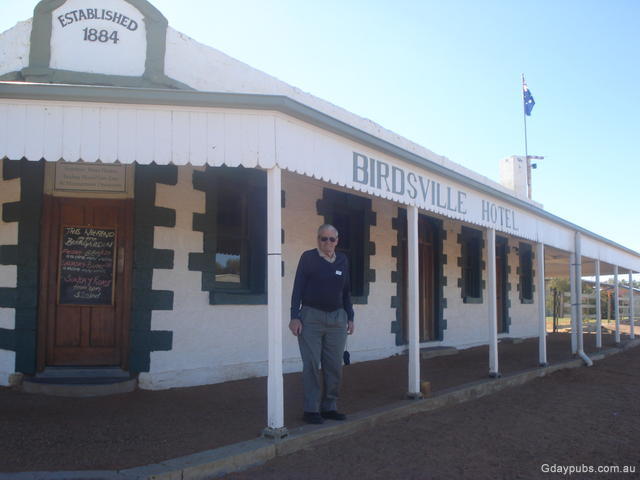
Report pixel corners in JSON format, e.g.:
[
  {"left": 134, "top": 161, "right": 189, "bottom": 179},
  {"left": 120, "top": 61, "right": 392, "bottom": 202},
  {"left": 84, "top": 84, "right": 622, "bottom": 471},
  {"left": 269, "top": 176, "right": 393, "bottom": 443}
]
[
  {"left": 0, "top": 81, "right": 638, "bottom": 259},
  {"left": 0, "top": 159, "right": 44, "bottom": 374},
  {"left": 0, "top": 328, "right": 16, "bottom": 351},
  {"left": 0, "top": 287, "right": 17, "bottom": 308},
  {"left": 210, "top": 292, "right": 268, "bottom": 305},
  {"left": 432, "top": 217, "right": 446, "bottom": 341},
  {"left": 0, "top": 245, "right": 18, "bottom": 265},
  {"left": 130, "top": 163, "right": 177, "bottom": 373},
  {"left": 21, "top": 69, "right": 191, "bottom": 89},
  {"left": 28, "top": 0, "right": 65, "bottom": 72},
  {"left": 390, "top": 209, "right": 404, "bottom": 345},
  {"left": 21, "top": 0, "right": 191, "bottom": 90},
  {"left": 0, "top": 72, "right": 22, "bottom": 81}
]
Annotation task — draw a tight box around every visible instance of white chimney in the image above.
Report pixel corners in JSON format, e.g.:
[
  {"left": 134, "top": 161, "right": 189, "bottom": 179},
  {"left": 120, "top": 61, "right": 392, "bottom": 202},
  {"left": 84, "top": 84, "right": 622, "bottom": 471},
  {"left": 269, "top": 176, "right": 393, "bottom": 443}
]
[{"left": 500, "top": 155, "right": 528, "bottom": 198}]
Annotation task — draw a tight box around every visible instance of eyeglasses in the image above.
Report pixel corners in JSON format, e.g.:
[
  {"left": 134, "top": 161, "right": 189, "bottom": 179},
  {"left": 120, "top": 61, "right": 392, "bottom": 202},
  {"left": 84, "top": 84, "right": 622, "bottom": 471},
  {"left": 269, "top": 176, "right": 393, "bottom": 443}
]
[{"left": 319, "top": 236, "right": 337, "bottom": 243}]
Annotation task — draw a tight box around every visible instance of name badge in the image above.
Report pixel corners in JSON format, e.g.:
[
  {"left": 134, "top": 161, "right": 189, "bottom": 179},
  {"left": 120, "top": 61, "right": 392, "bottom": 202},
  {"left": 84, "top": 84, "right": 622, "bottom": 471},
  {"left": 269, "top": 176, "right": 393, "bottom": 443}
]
[{"left": 336, "top": 270, "right": 342, "bottom": 276}]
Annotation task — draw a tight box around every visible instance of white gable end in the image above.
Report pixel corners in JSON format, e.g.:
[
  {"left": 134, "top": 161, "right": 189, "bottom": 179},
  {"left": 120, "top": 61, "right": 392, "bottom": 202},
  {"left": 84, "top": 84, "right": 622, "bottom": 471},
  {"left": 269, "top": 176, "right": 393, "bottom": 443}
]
[{"left": 0, "top": 20, "right": 32, "bottom": 77}]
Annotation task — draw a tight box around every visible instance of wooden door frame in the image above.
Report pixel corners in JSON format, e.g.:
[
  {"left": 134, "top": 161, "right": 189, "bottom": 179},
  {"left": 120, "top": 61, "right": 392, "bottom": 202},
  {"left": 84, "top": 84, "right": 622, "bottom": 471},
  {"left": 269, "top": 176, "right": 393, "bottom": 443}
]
[
  {"left": 36, "top": 195, "right": 134, "bottom": 371},
  {"left": 399, "top": 212, "right": 443, "bottom": 344},
  {"left": 418, "top": 239, "right": 435, "bottom": 341},
  {"left": 495, "top": 236, "right": 509, "bottom": 333}
]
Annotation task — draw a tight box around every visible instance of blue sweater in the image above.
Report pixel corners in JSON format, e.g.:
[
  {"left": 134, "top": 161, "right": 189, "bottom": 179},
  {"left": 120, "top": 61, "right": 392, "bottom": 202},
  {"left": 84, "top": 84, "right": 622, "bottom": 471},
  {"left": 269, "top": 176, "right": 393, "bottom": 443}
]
[{"left": 290, "top": 249, "right": 354, "bottom": 321}]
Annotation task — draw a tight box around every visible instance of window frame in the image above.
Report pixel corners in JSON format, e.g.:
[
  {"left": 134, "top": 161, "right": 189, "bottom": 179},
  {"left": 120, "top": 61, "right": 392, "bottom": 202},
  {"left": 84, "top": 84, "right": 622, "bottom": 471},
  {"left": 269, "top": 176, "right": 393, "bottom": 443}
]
[
  {"left": 189, "top": 166, "right": 267, "bottom": 305},
  {"left": 519, "top": 242, "right": 534, "bottom": 304},
  {"left": 213, "top": 176, "right": 250, "bottom": 291},
  {"left": 460, "top": 226, "right": 484, "bottom": 304},
  {"left": 318, "top": 188, "right": 374, "bottom": 305}
]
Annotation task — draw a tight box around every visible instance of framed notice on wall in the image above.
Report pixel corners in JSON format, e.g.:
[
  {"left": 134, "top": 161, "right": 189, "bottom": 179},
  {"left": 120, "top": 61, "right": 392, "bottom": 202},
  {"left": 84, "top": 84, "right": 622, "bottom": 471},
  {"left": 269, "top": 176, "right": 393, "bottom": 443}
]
[
  {"left": 54, "top": 163, "right": 127, "bottom": 193},
  {"left": 58, "top": 226, "right": 117, "bottom": 306}
]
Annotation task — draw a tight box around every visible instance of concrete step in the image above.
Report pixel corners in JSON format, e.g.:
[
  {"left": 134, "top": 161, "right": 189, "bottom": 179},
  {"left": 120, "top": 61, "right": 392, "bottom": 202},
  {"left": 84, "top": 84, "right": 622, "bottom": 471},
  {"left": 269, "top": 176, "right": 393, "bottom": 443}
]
[
  {"left": 420, "top": 346, "right": 459, "bottom": 360},
  {"left": 32, "top": 366, "right": 131, "bottom": 379},
  {"left": 36, "top": 366, "right": 130, "bottom": 377},
  {"left": 21, "top": 367, "right": 137, "bottom": 397}
]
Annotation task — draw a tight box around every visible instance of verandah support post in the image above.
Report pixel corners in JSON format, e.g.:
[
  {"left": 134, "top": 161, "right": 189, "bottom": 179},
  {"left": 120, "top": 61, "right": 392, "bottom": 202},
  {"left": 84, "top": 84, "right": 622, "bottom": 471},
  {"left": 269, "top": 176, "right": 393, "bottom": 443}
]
[
  {"left": 595, "top": 260, "right": 602, "bottom": 349},
  {"left": 629, "top": 270, "right": 635, "bottom": 340},
  {"left": 263, "top": 166, "right": 287, "bottom": 439},
  {"left": 614, "top": 265, "right": 620, "bottom": 344},
  {"left": 536, "top": 242, "right": 547, "bottom": 366},
  {"left": 407, "top": 204, "right": 422, "bottom": 398},
  {"left": 574, "top": 232, "right": 593, "bottom": 366},
  {"left": 569, "top": 252, "right": 577, "bottom": 354},
  {"left": 487, "top": 227, "right": 500, "bottom": 377},
  {"left": 576, "top": 235, "right": 583, "bottom": 354}
]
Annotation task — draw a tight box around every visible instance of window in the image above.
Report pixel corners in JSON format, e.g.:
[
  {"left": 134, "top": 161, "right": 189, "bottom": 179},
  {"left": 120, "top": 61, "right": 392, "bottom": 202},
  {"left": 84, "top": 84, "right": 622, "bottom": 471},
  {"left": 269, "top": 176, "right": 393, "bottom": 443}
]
[
  {"left": 215, "top": 183, "right": 248, "bottom": 288},
  {"left": 318, "top": 188, "right": 374, "bottom": 303},
  {"left": 519, "top": 242, "right": 534, "bottom": 303},
  {"left": 460, "top": 226, "right": 483, "bottom": 303},
  {"left": 190, "top": 166, "right": 267, "bottom": 304},
  {"left": 332, "top": 210, "right": 365, "bottom": 297}
]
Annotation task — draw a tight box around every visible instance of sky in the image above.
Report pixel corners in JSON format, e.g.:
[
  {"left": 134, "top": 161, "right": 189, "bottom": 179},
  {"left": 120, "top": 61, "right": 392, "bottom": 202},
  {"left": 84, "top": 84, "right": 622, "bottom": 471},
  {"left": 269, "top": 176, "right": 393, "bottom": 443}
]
[{"left": 1, "top": 0, "right": 640, "bottom": 255}]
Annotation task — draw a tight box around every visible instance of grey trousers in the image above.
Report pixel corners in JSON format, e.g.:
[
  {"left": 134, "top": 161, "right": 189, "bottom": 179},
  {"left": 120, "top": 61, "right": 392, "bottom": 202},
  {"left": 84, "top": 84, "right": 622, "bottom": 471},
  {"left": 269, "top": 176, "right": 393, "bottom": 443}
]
[{"left": 298, "top": 306, "right": 348, "bottom": 413}]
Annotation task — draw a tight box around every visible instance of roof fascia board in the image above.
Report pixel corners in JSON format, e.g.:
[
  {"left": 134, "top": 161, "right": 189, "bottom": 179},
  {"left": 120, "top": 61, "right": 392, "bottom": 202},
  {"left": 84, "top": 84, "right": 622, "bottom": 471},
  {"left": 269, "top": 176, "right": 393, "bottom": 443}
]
[{"left": 0, "top": 81, "right": 638, "bottom": 258}]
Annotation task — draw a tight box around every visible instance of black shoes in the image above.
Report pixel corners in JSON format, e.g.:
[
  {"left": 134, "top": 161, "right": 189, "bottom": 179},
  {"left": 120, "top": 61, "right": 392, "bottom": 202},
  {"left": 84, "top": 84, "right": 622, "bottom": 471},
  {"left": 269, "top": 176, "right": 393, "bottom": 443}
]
[
  {"left": 303, "top": 410, "right": 348, "bottom": 424},
  {"left": 320, "top": 410, "right": 347, "bottom": 421},
  {"left": 303, "top": 411, "right": 324, "bottom": 424}
]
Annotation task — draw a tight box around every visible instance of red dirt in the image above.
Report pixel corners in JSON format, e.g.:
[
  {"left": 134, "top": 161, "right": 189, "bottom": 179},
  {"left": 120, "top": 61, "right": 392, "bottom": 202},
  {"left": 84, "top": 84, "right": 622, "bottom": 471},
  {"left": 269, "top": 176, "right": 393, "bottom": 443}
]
[
  {"left": 1, "top": 332, "right": 637, "bottom": 479},
  {"left": 225, "top": 342, "right": 640, "bottom": 480}
]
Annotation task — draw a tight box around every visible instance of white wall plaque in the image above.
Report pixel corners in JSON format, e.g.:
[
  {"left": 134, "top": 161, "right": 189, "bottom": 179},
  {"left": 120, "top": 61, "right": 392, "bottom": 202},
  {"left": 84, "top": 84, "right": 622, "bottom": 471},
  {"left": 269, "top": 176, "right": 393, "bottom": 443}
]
[
  {"left": 55, "top": 163, "right": 127, "bottom": 192},
  {"left": 50, "top": 0, "right": 147, "bottom": 76}
]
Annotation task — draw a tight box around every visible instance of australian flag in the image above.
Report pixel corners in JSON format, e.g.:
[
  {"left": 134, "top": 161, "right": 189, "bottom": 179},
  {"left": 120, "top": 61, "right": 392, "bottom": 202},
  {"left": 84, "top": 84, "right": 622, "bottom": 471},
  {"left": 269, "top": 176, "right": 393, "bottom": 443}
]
[{"left": 523, "top": 81, "right": 535, "bottom": 116}]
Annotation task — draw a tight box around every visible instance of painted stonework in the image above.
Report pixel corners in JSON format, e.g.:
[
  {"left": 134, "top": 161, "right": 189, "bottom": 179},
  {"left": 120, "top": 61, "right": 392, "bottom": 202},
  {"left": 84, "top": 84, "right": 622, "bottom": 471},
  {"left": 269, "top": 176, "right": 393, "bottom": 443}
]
[
  {"left": 136, "top": 166, "right": 541, "bottom": 389},
  {"left": 0, "top": 161, "right": 20, "bottom": 385},
  {"left": 508, "top": 239, "right": 539, "bottom": 339},
  {"left": 0, "top": 0, "right": 636, "bottom": 392}
]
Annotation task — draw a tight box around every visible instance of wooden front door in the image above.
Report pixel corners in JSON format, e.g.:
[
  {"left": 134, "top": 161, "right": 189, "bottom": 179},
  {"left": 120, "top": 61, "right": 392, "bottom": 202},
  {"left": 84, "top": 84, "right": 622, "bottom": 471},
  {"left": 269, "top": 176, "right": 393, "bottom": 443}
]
[
  {"left": 39, "top": 196, "right": 133, "bottom": 367},
  {"left": 418, "top": 218, "right": 436, "bottom": 341},
  {"left": 402, "top": 215, "right": 438, "bottom": 343}
]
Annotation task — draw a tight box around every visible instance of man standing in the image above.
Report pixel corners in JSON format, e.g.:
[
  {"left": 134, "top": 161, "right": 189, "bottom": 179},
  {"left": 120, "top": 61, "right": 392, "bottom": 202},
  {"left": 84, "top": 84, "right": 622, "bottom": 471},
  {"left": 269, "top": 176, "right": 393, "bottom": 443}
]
[{"left": 290, "top": 224, "right": 355, "bottom": 424}]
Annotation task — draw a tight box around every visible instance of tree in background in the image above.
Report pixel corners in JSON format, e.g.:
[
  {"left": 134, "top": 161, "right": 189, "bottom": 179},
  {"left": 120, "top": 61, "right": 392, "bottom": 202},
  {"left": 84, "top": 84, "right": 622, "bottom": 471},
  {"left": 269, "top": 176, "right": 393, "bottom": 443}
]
[
  {"left": 546, "top": 278, "right": 570, "bottom": 332},
  {"left": 619, "top": 279, "right": 640, "bottom": 289}
]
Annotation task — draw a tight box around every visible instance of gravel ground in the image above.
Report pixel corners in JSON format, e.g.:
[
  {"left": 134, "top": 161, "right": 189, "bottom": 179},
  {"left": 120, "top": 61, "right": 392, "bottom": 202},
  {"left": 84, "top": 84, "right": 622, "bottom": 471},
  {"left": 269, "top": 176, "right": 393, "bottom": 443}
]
[
  {"left": 223, "top": 342, "right": 640, "bottom": 480},
  {"left": 0, "top": 331, "right": 633, "bottom": 477}
]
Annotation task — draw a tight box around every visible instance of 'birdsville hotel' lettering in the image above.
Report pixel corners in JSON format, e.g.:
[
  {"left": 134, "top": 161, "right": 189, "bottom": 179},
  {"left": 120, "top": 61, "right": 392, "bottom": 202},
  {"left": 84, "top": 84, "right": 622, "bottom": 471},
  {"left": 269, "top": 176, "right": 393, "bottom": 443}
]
[
  {"left": 481, "top": 199, "right": 518, "bottom": 231},
  {"left": 353, "top": 151, "right": 467, "bottom": 214},
  {"left": 353, "top": 152, "right": 518, "bottom": 231}
]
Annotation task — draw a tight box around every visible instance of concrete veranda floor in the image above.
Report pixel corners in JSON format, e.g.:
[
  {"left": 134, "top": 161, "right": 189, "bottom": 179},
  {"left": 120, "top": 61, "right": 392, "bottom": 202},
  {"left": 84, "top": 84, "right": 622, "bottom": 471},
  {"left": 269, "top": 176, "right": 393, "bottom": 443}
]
[{"left": 0, "top": 330, "right": 628, "bottom": 473}]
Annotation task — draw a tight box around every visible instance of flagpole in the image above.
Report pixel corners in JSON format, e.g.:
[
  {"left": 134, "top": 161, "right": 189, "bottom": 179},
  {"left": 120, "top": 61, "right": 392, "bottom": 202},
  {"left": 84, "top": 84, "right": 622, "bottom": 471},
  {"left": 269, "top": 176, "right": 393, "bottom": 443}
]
[{"left": 522, "top": 73, "right": 531, "bottom": 199}]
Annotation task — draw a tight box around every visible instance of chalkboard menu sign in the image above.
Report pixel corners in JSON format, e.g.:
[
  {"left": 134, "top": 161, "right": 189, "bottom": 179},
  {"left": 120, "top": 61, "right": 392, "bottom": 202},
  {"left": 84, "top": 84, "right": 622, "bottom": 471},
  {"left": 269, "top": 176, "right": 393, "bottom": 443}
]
[{"left": 58, "top": 226, "right": 117, "bottom": 305}]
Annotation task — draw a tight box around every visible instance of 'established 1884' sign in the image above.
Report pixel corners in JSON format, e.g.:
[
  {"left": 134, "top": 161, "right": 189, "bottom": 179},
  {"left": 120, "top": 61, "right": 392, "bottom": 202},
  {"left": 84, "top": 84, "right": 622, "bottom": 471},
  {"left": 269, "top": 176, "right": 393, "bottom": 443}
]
[
  {"left": 50, "top": 0, "right": 147, "bottom": 76},
  {"left": 57, "top": 7, "right": 139, "bottom": 44}
]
